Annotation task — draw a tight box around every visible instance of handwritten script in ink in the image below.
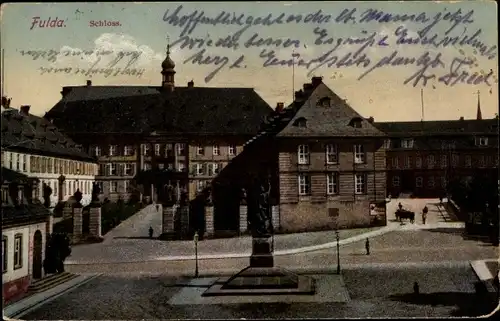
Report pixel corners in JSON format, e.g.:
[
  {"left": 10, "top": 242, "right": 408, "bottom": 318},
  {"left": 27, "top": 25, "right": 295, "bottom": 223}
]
[
  {"left": 18, "top": 49, "right": 146, "bottom": 78},
  {"left": 163, "top": 5, "right": 497, "bottom": 87}
]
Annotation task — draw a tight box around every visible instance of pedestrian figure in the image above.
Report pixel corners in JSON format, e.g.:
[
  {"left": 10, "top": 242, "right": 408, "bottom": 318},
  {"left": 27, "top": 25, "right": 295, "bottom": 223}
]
[
  {"left": 148, "top": 226, "right": 154, "bottom": 239},
  {"left": 422, "top": 212, "right": 427, "bottom": 225},
  {"left": 439, "top": 197, "right": 443, "bottom": 205},
  {"left": 413, "top": 281, "right": 420, "bottom": 295},
  {"left": 398, "top": 202, "right": 403, "bottom": 211},
  {"left": 365, "top": 238, "right": 370, "bottom": 255}
]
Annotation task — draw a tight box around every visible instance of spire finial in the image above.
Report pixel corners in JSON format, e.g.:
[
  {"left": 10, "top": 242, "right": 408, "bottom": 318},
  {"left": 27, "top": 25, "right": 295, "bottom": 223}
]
[
  {"left": 167, "top": 36, "right": 171, "bottom": 55},
  {"left": 475, "top": 90, "right": 482, "bottom": 120}
]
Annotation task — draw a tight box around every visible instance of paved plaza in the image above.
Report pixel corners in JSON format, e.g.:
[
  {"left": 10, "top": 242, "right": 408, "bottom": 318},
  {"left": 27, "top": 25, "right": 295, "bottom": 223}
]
[{"left": 20, "top": 264, "right": 495, "bottom": 319}]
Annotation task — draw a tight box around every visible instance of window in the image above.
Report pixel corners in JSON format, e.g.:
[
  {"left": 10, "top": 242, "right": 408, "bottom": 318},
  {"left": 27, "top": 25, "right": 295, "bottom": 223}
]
[
  {"left": 2, "top": 187, "right": 8, "bottom": 204},
  {"left": 354, "top": 145, "right": 365, "bottom": 164},
  {"left": 318, "top": 97, "right": 331, "bottom": 107},
  {"left": 384, "top": 139, "right": 391, "bottom": 149},
  {"left": 465, "top": 155, "right": 472, "bottom": 167},
  {"left": 14, "top": 234, "right": 22, "bottom": 269},
  {"left": 441, "top": 176, "right": 447, "bottom": 188},
  {"left": 178, "top": 161, "right": 185, "bottom": 172},
  {"left": 196, "top": 164, "right": 204, "bottom": 176},
  {"left": 93, "top": 146, "right": 101, "bottom": 156},
  {"left": 123, "top": 180, "right": 129, "bottom": 193},
  {"left": 327, "top": 172, "right": 338, "bottom": 195},
  {"left": 107, "top": 163, "right": 117, "bottom": 176},
  {"left": 428, "top": 177, "right": 435, "bottom": 188},
  {"left": 22, "top": 155, "right": 27, "bottom": 172},
  {"left": 2, "top": 237, "right": 6, "bottom": 273},
  {"left": 415, "top": 157, "right": 422, "bottom": 168},
  {"left": 16, "top": 154, "right": 20, "bottom": 171},
  {"left": 427, "top": 155, "right": 435, "bottom": 168},
  {"left": 143, "top": 144, "right": 151, "bottom": 156},
  {"left": 452, "top": 154, "right": 459, "bottom": 167},
  {"left": 109, "top": 145, "right": 117, "bottom": 156},
  {"left": 213, "top": 145, "right": 220, "bottom": 156},
  {"left": 53, "top": 181, "right": 58, "bottom": 196},
  {"left": 298, "top": 173, "right": 311, "bottom": 195},
  {"left": 177, "top": 143, "right": 185, "bottom": 156},
  {"left": 124, "top": 145, "right": 133, "bottom": 156},
  {"left": 144, "top": 163, "right": 152, "bottom": 170},
  {"left": 416, "top": 177, "right": 423, "bottom": 187},
  {"left": 294, "top": 117, "right": 307, "bottom": 128},
  {"left": 298, "top": 145, "right": 310, "bottom": 165},
  {"left": 110, "top": 181, "right": 118, "bottom": 193},
  {"left": 355, "top": 173, "right": 366, "bottom": 194},
  {"left": 392, "top": 176, "right": 400, "bottom": 187},
  {"left": 154, "top": 144, "right": 161, "bottom": 156},
  {"left": 326, "top": 144, "right": 338, "bottom": 164},
  {"left": 440, "top": 155, "right": 447, "bottom": 167},
  {"left": 124, "top": 163, "right": 133, "bottom": 176},
  {"left": 228, "top": 145, "right": 236, "bottom": 156},
  {"left": 475, "top": 137, "right": 488, "bottom": 146},
  {"left": 401, "top": 139, "right": 414, "bottom": 148},
  {"left": 8, "top": 153, "right": 13, "bottom": 169},
  {"left": 164, "top": 144, "right": 173, "bottom": 157},
  {"left": 196, "top": 180, "right": 205, "bottom": 192},
  {"left": 197, "top": 146, "right": 205, "bottom": 156},
  {"left": 404, "top": 156, "right": 411, "bottom": 169},
  {"left": 479, "top": 156, "right": 485, "bottom": 167},
  {"left": 392, "top": 157, "right": 399, "bottom": 169}
]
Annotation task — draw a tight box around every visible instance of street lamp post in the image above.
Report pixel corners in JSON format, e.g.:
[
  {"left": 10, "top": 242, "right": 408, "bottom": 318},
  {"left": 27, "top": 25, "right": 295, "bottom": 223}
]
[
  {"left": 194, "top": 231, "right": 199, "bottom": 278},
  {"left": 335, "top": 230, "right": 340, "bottom": 274}
]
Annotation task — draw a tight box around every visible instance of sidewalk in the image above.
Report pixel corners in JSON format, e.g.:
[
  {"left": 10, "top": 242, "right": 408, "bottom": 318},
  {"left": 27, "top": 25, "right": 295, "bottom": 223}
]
[{"left": 3, "top": 274, "right": 100, "bottom": 319}]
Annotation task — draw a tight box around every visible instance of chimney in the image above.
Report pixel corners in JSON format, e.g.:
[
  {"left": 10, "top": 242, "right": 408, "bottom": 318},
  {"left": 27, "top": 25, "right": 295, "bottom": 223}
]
[
  {"left": 188, "top": 80, "right": 194, "bottom": 88},
  {"left": 60, "top": 87, "right": 71, "bottom": 98},
  {"left": 276, "top": 102, "right": 284, "bottom": 112},
  {"left": 86, "top": 80, "right": 92, "bottom": 86},
  {"left": 311, "top": 76, "right": 323, "bottom": 88},
  {"left": 459, "top": 116, "right": 464, "bottom": 121},
  {"left": 303, "top": 83, "right": 314, "bottom": 95},
  {"left": 20, "top": 105, "right": 30, "bottom": 115},
  {"left": 367, "top": 116, "right": 374, "bottom": 123}
]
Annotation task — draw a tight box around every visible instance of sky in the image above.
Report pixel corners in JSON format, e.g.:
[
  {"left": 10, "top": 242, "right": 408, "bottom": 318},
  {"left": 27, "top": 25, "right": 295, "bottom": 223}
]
[{"left": 1, "top": 1, "right": 498, "bottom": 121}]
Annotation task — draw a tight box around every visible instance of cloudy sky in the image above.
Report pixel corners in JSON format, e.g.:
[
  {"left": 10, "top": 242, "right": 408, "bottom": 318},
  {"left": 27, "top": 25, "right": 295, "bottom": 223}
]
[{"left": 1, "top": 1, "right": 498, "bottom": 120}]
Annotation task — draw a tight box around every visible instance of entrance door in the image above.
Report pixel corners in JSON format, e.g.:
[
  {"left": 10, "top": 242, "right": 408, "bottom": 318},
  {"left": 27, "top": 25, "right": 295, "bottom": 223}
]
[{"left": 32, "top": 230, "right": 43, "bottom": 279}]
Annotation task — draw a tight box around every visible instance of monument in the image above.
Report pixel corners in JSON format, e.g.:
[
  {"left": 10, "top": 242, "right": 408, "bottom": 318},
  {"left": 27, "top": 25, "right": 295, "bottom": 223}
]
[{"left": 202, "top": 171, "right": 315, "bottom": 296}]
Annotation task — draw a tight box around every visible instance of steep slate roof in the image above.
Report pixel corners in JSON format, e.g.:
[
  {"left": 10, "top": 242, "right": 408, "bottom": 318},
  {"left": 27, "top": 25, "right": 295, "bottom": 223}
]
[
  {"left": 2, "top": 202, "right": 52, "bottom": 224},
  {"left": 1, "top": 109, "right": 95, "bottom": 161},
  {"left": 276, "top": 83, "right": 386, "bottom": 138},
  {"left": 46, "top": 86, "right": 274, "bottom": 136},
  {"left": 374, "top": 119, "right": 499, "bottom": 136},
  {"left": 1, "top": 167, "right": 32, "bottom": 184}
]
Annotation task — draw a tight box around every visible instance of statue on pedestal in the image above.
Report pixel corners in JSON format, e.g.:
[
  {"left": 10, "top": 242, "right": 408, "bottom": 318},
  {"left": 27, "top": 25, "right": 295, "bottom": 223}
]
[
  {"left": 73, "top": 188, "right": 83, "bottom": 207},
  {"left": 42, "top": 182, "right": 52, "bottom": 208},
  {"left": 248, "top": 175, "right": 273, "bottom": 238},
  {"left": 91, "top": 182, "right": 101, "bottom": 203}
]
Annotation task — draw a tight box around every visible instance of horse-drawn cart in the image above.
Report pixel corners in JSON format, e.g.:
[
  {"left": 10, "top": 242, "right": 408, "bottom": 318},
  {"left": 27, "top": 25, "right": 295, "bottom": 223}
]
[{"left": 396, "top": 209, "right": 415, "bottom": 223}]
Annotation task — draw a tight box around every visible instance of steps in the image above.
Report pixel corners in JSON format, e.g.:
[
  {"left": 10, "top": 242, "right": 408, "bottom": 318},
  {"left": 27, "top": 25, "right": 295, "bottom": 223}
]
[{"left": 28, "top": 272, "right": 79, "bottom": 293}]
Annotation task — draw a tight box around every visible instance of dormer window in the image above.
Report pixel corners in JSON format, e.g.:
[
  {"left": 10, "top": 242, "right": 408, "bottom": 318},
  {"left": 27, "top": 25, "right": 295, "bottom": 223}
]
[
  {"left": 475, "top": 137, "right": 488, "bottom": 146},
  {"left": 317, "top": 97, "right": 331, "bottom": 107},
  {"left": 293, "top": 117, "right": 307, "bottom": 128},
  {"left": 349, "top": 117, "right": 363, "bottom": 128},
  {"left": 401, "top": 139, "right": 414, "bottom": 148}
]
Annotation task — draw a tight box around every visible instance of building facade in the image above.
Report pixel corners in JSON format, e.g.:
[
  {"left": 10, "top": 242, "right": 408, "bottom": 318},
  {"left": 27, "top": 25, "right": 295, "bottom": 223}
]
[
  {"left": 1, "top": 104, "right": 98, "bottom": 208},
  {"left": 375, "top": 116, "right": 499, "bottom": 198},
  {"left": 43, "top": 46, "right": 273, "bottom": 235},
  {"left": 2, "top": 167, "right": 52, "bottom": 304}
]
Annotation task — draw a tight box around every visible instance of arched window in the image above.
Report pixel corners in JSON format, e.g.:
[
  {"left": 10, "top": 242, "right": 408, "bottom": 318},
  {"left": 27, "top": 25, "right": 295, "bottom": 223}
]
[{"left": 349, "top": 117, "right": 363, "bottom": 128}]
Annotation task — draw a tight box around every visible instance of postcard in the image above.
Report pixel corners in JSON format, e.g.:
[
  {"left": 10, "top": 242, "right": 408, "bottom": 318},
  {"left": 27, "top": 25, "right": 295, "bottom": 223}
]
[{"left": 1, "top": 1, "right": 498, "bottom": 319}]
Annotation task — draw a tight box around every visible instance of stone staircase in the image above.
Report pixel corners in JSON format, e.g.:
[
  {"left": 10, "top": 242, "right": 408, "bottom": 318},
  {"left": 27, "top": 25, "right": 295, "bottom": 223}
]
[{"left": 28, "top": 272, "right": 79, "bottom": 293}]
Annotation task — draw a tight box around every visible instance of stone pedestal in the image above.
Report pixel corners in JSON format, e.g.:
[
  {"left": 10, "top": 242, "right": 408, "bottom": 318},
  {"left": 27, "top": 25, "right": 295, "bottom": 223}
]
[
  {"left": 72, "top": 207, "right": 83, "bottom": 242},
  {"left": 89, "top": 207, "right": 102, "bottom": 238},
  {"left": 205, "top": 206, "right": 214, "bottom": 237},
  {"left": 46, "top": 214, "right": 54, "bottom": 235},
  {"left": 162, "top": 205, "right": 176, "bottom": 234},
  {"left": 62, "top": 206, "right": 73, "bottom": 220},
  {"left": 250, "top": 237, "right": 274, "bottom": 268},
  {"left": 272, "top": 205, "right": 280, "bottom": 232},
  {"left": 179, "top": 206, "right": 190, "bottom": 238},
  {"left": 239, "top": 205, "right": 248, "bottom": 233}
]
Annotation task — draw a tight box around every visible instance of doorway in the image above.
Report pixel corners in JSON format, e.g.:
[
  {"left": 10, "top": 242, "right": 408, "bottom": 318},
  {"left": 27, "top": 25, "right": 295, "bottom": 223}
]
[{"left": 33, "top": 230, "right": 43, "bottom": 279}]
